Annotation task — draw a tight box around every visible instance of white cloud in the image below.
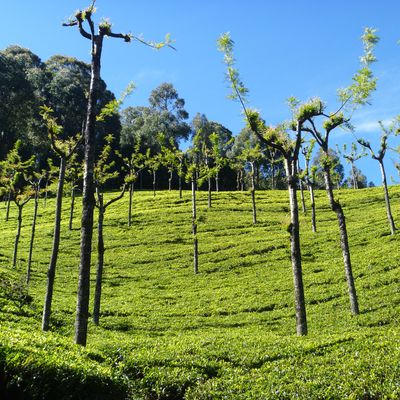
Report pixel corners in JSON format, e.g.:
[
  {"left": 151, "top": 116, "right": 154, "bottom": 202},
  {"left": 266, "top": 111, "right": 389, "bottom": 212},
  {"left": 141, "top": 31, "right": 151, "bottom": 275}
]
[{"left": 354, "top": 118, "right": 394, "bottom": 134}]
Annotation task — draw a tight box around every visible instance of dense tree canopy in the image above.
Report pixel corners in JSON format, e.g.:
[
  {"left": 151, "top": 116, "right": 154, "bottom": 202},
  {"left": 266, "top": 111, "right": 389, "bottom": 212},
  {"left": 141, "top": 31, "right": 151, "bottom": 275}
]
[
  {"left": 121, "top": 82, "right": 190, "bottom": 155},
  {"left": 0, "top": 46, "right": 120, "bottom": 165}
]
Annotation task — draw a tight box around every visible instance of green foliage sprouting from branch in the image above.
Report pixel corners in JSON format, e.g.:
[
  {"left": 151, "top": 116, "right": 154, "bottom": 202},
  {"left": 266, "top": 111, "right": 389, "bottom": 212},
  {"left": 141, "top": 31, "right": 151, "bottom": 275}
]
[{"left": 338, "top": 27, "right": 379, "bottom": 110}]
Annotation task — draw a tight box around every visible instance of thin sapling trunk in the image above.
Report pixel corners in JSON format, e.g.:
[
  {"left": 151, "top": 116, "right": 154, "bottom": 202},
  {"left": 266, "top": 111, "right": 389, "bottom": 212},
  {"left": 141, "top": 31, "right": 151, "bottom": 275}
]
[
  {"left": 208, "top": 177, "right": 212, "bottom": 208},
  {"left": 250, "top": 162, "right": 257, "bottom": 224},
  {"left": 192, "top": 175, "right": 198, "bottom": 274},
  {"left": 69, "top": 186, "right": 76, "bottom": 230},
  {"left": 42, "top": 156, "right": 66, "bottom": 331},
  {"left": 309, "top": 185, "right": 316, "bottom": 233},
  {"left": 128, "top": 182, "right": 133, "bottom": 227},
  {"left": 27, "top": 187, "right": 39, "bottom": 283},
  {"left": 5, "top": 192, "right": 11, "bottom": 222},
  {"left": 13, "top": 197, "right": 31, "bottom": 268}
]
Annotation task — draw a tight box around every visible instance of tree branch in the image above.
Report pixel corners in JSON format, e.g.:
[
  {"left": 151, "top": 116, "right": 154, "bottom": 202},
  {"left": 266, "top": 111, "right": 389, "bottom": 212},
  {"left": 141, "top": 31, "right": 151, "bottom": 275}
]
[
  {"left": 107, "top": 31, "right": 132, "bottom": 43},
  {"left": 104, "top": 185, "right": 126, "bottom": 209}
]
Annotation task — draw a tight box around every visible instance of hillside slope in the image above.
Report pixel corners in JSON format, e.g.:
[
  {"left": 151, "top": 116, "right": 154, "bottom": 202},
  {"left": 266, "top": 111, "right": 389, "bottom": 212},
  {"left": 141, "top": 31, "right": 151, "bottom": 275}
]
[{"left": 0, "top": 186, "right": 399, "bottom": 399}]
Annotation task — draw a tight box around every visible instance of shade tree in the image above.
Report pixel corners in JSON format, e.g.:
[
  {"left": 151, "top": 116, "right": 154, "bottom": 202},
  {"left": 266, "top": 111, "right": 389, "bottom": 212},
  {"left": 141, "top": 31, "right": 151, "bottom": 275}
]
[
  {"left": 298, "top": 28, "right": 379, "bottom": 316},
  {"left": 93, "top": 134, "right": 126, "bottom": 325},
  {"left": 25, "top": 167, "right": 46, "bottom": 284},
  {"left": 40, "top": 106, "right": 82, "bottom": 332},
  {"left": 0, "top": 140, "right": 35, "bottom": 267},
  {"left": 217, "top": 33, "right": 325, "bottom": 336},
  {"left": 300, "top": 141, "right": 318, "bottom": 232},
  {"left": 160, "top": 136, "right": 184, "bottom": 195},
  {"left": 64, "top": 2, "right": 173, "bottom": 346},
  {"left": 145, "top": 149, "right": 163, "bottom": 197},
  {"left": 65, "top": 153, "right": 83, "bottom": 231},
  {"left": 357, "top": 120, "right": 397, "bottom": 235},
  {"left": 116, "top": 142, "right": 145, "bottom": 226},
  {"left": 338, "top": 142, "right": 366, "bottom": 189},
  {"left": 229, "top": 128, "right": 264, "bottom": 224}
]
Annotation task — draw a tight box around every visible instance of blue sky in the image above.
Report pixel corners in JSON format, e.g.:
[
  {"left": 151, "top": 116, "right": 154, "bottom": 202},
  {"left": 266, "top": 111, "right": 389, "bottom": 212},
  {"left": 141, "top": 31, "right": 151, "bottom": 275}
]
[{"left": 2, "top": 1, "right": 400, "bottom": 185}]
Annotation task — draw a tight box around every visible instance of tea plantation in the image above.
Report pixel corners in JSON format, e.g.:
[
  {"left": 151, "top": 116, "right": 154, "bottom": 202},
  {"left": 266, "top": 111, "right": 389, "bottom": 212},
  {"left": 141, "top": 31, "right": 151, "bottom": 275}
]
[{"left": 0, "top": 187, "right": 399, "bottom": 399}]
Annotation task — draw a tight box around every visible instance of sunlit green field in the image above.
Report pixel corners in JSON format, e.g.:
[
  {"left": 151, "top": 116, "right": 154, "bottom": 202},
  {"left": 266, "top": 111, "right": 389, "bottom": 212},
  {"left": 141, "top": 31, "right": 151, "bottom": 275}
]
[{"left": 1, "top": 186, "right": 400, "bottom": 399}]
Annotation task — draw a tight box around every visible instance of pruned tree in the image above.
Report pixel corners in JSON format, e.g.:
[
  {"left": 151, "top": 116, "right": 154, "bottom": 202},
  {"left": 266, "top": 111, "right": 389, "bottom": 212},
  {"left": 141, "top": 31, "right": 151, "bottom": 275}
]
[
  {"left": 117, "top": 143, "right": 144, "bottom": 226},
  {"left": 117, "top": 142, "right": 144, "bottom": 226},
  {"left": 243, "top": 143, "right": 263, "bottom": 225},
  {"left": 25, "top": 167, "right": 46, "bottom": 284},
  {"left": 339, "top": 142, "right": 366, "bottom": 189},
  {"left": 299, "top": 28, "right": 379, "bottom": 316},
  {"left": 93, "top": 134, "right": 126, "bottom": 325},
  {"left": 40, "top": 106, "right": 81, "bottom": 332},
  {"left": 209, "top": 131, "right": 231, "bottom": 193},
  {"left": 159, "top": 135, "right": 183, "bottom": 193},
  {"left": 64, "top": 2, "right": 172, "bottom": 346},
  {"left": 185, "top": 148, "right": 202, "bottom": 274},
  {"left": 231, "top": 131, "right": 264, "bottom": 225},
  {"left": 217, "top": 33, "right": 324, "bottom": 336},
  {"left": 229, "top": 156, "right": 245, "bottom": 191},
  {"left": 0, "top": 140, "right": 35, "bottom": 267},
  {"left": 194, "top": 131, "right": 214, "bottom": 208},
  {"left": 357, "top": 120, "right": 397, "bottom": 235},
  {"left": 65, "top": 153, "right": 83, "bottom": 231},
  {"left": 145, "top": 150, "right": 162, "bottom": 197},
  {"left": 301, "top": 141, "right": 317, "bottom": 232}
]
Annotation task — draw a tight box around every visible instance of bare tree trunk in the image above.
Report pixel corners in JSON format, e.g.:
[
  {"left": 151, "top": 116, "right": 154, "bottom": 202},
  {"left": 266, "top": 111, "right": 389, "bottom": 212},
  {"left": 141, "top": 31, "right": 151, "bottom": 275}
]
[
  {"left": 208, "top": 177, "right": 212, "bottom": 208},
  {"left": 168, "top": 170, "right": 173, "bottom": 191},
  {"left": 324, "top": 166, "right": 359, "bottom": 315},
  {"left": 240, "top": 169, "right": 244, "bottom": 191},
  {"left": 298, "top": 160, "right": 306, "bottom": 213},
  {"left": 379, "top": 160, "right": 396, "bottom": 235},
  {"left": 309, "top": 185, "right": 316, "bottom": 233},
  {"left": 5, "top": 192, "right": 10, "bottom": 222},
  {"left": 93, "top": 198, "right": 104, "bottom": 325},
  {"left": 285, "top": 159, "right": 307, "bottom": 336},
  {"left": 42, "top": 156, "right": 66, "bottom": 331},
  {"left": 351, "top": 162, "right": 358, "bottom": 189},
  {"left": 69, "top": 187, "right": 75, "bottom": 230},
  {"left": 44, "top": 180, "right": 49, "bottom": 208},
  {"left": 75, "top": 36, "right": 103, "bottom": 347},
  {"left": 250, "top": 162, "right": 257, "bottom": 225},
  {"left": 192, "top": 176, "right": 198, "bottom": 274},
  {"left": 128, "top": 182, "right": 133, "bottom": 227},
  {"left": 215, "top": 171, "right": 220, "bottom": 192},
  {"left": 13, "top": 203, "right": 23, "bottom": 268},
  {"left": 271, "top": 164, "right": 276, "bottom": 190},
  {"left": 153, "top": 170, "right": 156, "bottom": 197},
  {"left": 236, "top": 170, "right": 240, "bottom": 191},
  {"left": 27, "top": 188, "right": 39, "bottom": 284},
  {"left": 299, "top": 179, "right": 306, "bottom": 213},
  {"left": 179, "top": 175, "right": 182, "bottom": 199}
]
